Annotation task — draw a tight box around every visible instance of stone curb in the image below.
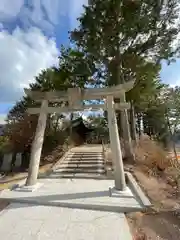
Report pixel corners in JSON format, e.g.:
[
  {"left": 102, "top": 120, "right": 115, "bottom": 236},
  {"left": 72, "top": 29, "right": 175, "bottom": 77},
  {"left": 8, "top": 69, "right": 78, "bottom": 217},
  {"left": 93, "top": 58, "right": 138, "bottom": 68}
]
[
  {"left": 125, "top": 172, "right": 152, "bottom": 208},
  {"left": 51, "top": 147, "right": 72, "bottom": 171},
  {"left": 0, "top": 197, "right": 143, "bottom": 214},
  {"left": 47, "top": 174, "right": 107, "bottom": 180}
]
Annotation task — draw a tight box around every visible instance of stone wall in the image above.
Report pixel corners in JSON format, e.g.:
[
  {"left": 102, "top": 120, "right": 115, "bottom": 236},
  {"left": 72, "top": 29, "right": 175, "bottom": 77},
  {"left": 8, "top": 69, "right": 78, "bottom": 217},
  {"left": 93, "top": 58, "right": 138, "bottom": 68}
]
[{"left": 0, "top": 153, "right": 22, "bottom": 172}]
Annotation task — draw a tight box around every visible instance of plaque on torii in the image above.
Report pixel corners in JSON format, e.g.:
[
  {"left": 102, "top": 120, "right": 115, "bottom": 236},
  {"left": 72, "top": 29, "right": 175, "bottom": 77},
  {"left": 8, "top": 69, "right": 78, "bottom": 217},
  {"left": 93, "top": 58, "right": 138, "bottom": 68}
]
[{"left": 24, "top": 80, "right": 134, "bottom": 191}]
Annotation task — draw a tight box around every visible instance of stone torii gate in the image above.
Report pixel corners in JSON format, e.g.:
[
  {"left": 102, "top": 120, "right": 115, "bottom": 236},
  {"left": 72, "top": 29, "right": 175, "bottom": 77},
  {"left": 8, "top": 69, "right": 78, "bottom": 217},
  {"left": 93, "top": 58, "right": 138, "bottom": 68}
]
[{"left": 24, "top": 81, "right": 134, "bottom": 191}]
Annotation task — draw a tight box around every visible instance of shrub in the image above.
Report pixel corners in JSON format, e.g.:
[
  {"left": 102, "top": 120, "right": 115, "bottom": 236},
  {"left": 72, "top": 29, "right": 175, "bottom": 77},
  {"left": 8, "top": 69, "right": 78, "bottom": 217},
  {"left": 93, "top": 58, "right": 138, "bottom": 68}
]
[
  {"left": 105, "top": 135, "right": 172, "bottom": 174},
  {"left": 0, "top": 136, "right": 11, "bottom": 153},
  {"left": 134, "top": 135, "right": 171, "bottom": 174}
]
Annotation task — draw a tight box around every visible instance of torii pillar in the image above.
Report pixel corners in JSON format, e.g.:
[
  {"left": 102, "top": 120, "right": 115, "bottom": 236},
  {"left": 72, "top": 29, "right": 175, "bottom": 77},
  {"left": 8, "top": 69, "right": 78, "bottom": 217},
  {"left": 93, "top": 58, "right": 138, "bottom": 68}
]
[
  {"left": 25, "top": 100, "right": 48, "bottom": 186},
  {"left": 106, "top": 96, "right": 126, "bottom": 191}
]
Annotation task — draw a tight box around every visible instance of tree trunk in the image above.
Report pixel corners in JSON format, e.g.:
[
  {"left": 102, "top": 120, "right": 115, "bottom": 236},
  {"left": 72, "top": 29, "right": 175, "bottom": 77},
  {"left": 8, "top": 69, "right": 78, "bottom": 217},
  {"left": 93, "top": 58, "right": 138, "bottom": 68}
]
[
  {"left": 166, "top": 112, "right": 178, "bottom": 162},
  {"left": 47, "top": 114, "right": 51, "bottom": 130},
  {"left": 69, "top": 113, "right": 74, "bottom": 144},
  {"left": 129, "top": 102, "right": 137, "bottom": 144},
  {"left": 116, "top": 111, "right": 123, "bottom": 137},
  {"left": 119, "top": 93, "right": 134, "bottom": 161},
  {"left": 54, "top": 115, "right": 61, "bottom": 133},
  {"left": 21, "top": 148, "right": 30, "bottom": 170},
  {"left": 10, "top": 152, "right": 17, "bottom": 172},
  {"left": 137, "top": 113, "right": 142, "bottom": 139},
  {"left": 108, "top": 41, "right": 134, "bottom": 160}
]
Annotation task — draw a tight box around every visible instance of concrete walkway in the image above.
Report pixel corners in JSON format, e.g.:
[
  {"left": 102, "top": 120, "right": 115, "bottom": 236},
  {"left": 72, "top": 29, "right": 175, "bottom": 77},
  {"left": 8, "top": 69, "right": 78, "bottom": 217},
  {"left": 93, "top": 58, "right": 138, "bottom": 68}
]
[
  {"left": 0, "top": 178, "right": 134, "bottom": 239},
  {"left": 0, "top": 145, "right": 137, "bottom": 239},
  {"left": 0, "top": 202, "right": 132, "bottom": 240}
]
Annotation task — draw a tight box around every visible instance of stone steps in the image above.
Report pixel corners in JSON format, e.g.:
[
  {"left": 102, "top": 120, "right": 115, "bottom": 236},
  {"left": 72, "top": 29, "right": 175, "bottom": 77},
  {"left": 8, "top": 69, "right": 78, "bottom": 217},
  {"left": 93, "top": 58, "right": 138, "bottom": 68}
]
[
  {"left": 67, "top": 156, "right": 103, "bottom": 159},
  {"left": 61, "top": 161, "right": 105, "bottom": 165},
  {"left": 68, "top": 152, "right": 103, "bottom": 155},
  {"left": 54, "top": 168, "right": 105, "bottom": 174},
  {"left": 59, "top": 163, "right": 105, "bottom": 169},
  {"left": 68, "top": 153, "right": 103, "bottom": 156},
  {"left": 52, "top": 150, "right": 106, "bottom": 179},
  {"left": 65, "top": 157, "right": 103, "bottom": 161},
  {"left": 49, "top": 173, "right": 106, "bottom": 179},
  {"left": 63, "top": 158, "right": 104, "bottom": 163}
]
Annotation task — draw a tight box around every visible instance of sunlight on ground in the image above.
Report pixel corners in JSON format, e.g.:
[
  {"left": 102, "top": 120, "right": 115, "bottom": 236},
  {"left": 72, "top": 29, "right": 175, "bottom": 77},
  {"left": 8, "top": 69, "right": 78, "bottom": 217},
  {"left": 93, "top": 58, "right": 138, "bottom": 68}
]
[{"left": 0, "top": 163, "right": 52, "bottom": 190}]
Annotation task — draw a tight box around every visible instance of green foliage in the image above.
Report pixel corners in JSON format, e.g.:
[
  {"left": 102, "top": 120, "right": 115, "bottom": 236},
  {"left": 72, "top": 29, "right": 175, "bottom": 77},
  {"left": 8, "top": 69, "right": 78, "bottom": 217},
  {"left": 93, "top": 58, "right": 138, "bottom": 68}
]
[
  {"left": 0, "top": 136, "right": 10, "bottom": 153},
  {"left": 143, "top": 98, "right": 169, "bottom": 144},
  {"left": 126, "top": 60, "right": 162, "bottom": 109},
  {"left": 5, "top": 0, "right": 180, "bottom": 149},
  {"left": 142, "top": 86, "right": 180, "bottom": 146},
  {"left": 5, "top": 46, "right": 94, "bottom": 151},
  {"left": 43, "top": 129, "right": 68, "bottom": 154},
  {"left": 164, "top": 86, "right": 180, "bottom": 132},
  {"left": 70, "top": 0, "right": 180, "bottom": 145},
  {"left": 87, "top": 114, "right": 109, "bottom": 143},
  {"left": 55, "top": 46, "right": 97, "bottom": 88},
  {"left": 71, "top": 0, "right": 180, "bottom": 85}
]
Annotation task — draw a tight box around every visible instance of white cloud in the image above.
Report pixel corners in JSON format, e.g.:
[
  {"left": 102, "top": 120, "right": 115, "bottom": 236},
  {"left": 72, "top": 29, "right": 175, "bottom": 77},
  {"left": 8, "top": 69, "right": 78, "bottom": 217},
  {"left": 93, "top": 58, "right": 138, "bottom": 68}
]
[
  {"left": 18, "top": 0, "right": 67, "bottom": 34},
  {"left": 0, "top": 114, "right": 6, "bottom": 124},
  {"left": 0, "top": 27, "right": 59, "bottom": 102},
  {"left": 69, "top": 0, "right": 88, "bottom": 29},
  {"left": 41, "top": 0, "right": 67, "bottom": 24},
  {"left": 0, "top": 1, "right": 88, "bottom": 33},
  {"left": 0, "top": 0, "right": 23, "bottom": 21},
  {"left": 0, "top": 0, "right": 66, "bottom": 34}
]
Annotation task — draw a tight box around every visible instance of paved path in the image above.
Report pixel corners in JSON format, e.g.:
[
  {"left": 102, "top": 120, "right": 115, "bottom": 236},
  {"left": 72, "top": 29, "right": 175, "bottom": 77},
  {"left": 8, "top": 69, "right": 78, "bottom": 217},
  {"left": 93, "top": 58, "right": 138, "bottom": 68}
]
[
  {"left": 0, "top": 145, "right": 134, "bottom": 239},
  {"left": 0, "top": 203, "right": 132, "bottom": 240},
  {"left": 1, "top": 178, "right": 142, "bottom": 212}
]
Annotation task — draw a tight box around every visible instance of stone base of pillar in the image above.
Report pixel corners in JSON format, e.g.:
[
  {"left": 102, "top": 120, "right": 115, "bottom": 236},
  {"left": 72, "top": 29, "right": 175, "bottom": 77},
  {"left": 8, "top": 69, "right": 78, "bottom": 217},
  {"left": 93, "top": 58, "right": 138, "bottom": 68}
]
[
  {"left": 109, "top": 186, "right": 131, "bottom": 197},
  {"left": 14, "top": 182, "right": 43, "bottom": 192}
]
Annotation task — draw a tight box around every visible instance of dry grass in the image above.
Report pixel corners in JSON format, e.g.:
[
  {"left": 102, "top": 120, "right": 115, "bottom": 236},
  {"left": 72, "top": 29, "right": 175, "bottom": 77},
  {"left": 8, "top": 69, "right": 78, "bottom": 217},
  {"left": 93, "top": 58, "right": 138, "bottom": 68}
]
[
  {"left": 127, "top": 167, "right": 180, "bottom": 240},
  {"left": 42, "top": 143, "right": 69, "bottom": 164},
  {"left": 0, "top": 163, "right": 53, "bottom": 190},
  {"left": 104, "top": 135, "right": 180, "bottom": 182},
  {"left": 103, "top": 139, "right": 126, "bottom": 167},
  {"left": 0, "top": 200, "right": 9, "bottom": 212},
  {"left": 134, "top": 135, "right": 180, "bottom": 190},
  {"left": 104, "top": 135, "right": 172, "bottom": 172},
  {"left": 134, "top": 135, "right": 172, "bottom": 175},
  {"left": 126, "top": 136, "right": 180, "bottom": 239},
  {"left": 133, "top": 233, "right": 147, "bottom": 240}
]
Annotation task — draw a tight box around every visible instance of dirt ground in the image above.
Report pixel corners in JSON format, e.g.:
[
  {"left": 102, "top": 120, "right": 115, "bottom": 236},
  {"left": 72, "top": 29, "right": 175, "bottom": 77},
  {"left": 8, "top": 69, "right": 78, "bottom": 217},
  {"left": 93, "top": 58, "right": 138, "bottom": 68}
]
[
  {"left": 0, "top": 200, "right": 9, "bottom": 212},
  {"left": 126, "top": 165, "right": 180, "bottom": 240},
  {"left": 0, "top": 163, "right": 53, "bottom": 190}
]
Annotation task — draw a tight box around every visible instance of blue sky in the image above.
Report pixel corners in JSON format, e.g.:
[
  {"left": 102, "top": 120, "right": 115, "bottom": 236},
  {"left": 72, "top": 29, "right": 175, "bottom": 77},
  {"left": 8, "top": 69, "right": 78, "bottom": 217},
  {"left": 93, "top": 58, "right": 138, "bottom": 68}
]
[
  {"left": 0, "top": 0, "right": 88, "bottom": 123},
  {"left": 0, "top": 0, "right": 179, "bottom": 124}
]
